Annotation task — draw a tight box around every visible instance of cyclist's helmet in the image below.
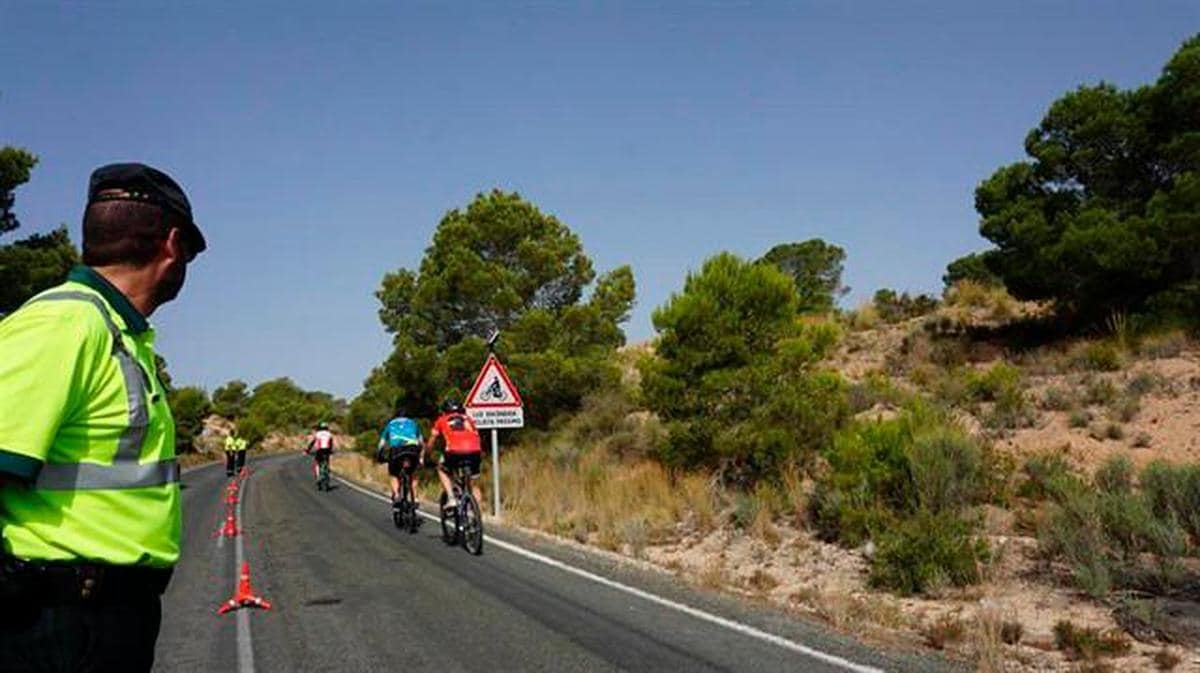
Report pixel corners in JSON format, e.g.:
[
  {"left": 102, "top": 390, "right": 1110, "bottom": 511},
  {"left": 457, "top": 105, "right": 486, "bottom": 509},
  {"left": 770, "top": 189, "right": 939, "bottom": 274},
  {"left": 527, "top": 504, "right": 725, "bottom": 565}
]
[
  {"left": 317, "top": 421, "right": 329, "bottom": 430},
  {"left": 440, "top": 399, "right": 464, "bottom": 415}
]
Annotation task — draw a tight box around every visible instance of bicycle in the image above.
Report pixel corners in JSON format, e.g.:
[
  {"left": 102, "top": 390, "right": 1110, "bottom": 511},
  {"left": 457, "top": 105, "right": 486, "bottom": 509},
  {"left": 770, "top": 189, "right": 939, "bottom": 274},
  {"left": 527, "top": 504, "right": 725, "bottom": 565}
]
[
  {"left": 313, "top": 450, "right": 332, "bottom": 491},
  {"left": 391, "top": 450, "right": 421, "bottom": 534},
  {"left": 439, "top": 462, "right": 484, "bottom": 555}
]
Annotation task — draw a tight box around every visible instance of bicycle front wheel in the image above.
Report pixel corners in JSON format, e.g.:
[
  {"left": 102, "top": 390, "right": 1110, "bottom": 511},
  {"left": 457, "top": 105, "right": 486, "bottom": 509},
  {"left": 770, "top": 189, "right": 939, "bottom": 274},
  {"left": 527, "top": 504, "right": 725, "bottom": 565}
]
[{"left": 461, "top": 495, "right": 484, "bottom": 556}]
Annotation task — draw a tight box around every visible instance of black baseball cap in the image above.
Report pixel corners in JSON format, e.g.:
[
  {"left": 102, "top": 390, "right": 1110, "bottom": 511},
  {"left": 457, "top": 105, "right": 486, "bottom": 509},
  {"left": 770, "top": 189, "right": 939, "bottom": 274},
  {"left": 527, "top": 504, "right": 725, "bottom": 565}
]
[{"left": 87, "top": 163, "right": 207, "bottom": 256}]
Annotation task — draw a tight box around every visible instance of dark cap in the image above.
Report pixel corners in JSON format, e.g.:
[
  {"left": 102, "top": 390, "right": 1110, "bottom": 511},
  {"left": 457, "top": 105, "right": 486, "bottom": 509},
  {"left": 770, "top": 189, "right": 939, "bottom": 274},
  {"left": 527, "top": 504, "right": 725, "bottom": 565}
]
[{"left": 87, "top": 163, "right": 207, "bottom": 256}]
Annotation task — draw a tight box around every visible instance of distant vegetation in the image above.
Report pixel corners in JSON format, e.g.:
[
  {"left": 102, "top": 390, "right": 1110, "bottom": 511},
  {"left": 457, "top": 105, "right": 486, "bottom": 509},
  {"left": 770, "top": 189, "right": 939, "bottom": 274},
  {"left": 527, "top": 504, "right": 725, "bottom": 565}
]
[{"left": 0, "top": 147, "right": 77, "bottom": 315}]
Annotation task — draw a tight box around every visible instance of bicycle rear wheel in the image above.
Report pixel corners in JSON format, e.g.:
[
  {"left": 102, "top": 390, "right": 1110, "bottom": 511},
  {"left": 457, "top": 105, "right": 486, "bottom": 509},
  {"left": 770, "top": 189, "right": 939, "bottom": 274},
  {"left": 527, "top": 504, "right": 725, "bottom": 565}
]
[
  {"left": 439, "top": 492, "right": 456, "bottom": 544},
  {"left": 404, "top": 479, "right": 419, "bottom": 534},
  {"left": 461, "top": 494, "right": 484, "bottom": 555}
]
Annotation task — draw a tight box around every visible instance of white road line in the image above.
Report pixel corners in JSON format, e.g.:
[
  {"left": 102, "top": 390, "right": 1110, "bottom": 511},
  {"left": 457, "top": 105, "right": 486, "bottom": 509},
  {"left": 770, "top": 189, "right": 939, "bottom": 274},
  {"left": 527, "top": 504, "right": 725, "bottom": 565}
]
[
  {"left": 334, "top": 475, "right": 884, "bottom": 673},
  {"left": 234, "top": 478, "right": 255, "bottom": 673}
]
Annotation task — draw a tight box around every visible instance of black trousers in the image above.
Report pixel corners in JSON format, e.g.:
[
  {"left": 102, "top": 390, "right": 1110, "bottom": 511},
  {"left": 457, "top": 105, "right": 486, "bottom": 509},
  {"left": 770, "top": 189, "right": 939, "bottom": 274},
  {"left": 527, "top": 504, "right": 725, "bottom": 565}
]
[
  {"left": 0, "top": 596, "right": 162, "bottom": 673},
  {"left": 225, "top": 450, "right": 246, "bottom": 475}
]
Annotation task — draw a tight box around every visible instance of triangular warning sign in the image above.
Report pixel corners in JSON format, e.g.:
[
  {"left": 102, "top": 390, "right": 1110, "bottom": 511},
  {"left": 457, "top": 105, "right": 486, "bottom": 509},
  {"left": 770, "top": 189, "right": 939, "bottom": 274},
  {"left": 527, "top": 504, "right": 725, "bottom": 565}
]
[{"left": 465, "top": 354, "right": 523, "bottom": 408}]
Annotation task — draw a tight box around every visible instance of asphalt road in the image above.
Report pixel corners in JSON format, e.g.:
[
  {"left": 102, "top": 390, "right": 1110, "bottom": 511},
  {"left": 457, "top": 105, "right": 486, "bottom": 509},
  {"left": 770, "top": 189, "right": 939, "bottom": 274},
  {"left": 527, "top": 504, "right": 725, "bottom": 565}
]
[{"left": 154, "top": 455, "right": 959, "bottom": 673}]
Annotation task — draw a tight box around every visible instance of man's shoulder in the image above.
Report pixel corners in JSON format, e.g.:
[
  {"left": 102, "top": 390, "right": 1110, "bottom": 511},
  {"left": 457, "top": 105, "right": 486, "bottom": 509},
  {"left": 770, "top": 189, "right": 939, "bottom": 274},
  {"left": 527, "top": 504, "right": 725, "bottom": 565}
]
[{"left": 2, "top": 283, "right": 111, "bottom": 342}]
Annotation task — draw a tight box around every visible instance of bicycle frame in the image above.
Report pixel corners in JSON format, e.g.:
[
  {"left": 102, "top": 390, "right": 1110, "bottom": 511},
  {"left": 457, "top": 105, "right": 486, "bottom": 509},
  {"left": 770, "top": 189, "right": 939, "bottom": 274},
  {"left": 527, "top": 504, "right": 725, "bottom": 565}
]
[
  {"left": 440, "top": 464, "right": 483, "bottom": 554},
  {"left": 314, "top": 453, "right": 331, "bottom": 491},
  {"left": 393, "top": 456, "right": 419, "bottom": 533}
]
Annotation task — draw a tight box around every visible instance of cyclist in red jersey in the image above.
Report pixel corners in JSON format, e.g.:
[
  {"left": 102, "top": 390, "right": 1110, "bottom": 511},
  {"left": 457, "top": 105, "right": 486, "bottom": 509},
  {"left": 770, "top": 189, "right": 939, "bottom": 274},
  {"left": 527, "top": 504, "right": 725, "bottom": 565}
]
[{"left": 426, "top": 399, "right": 483, "bottom": 509}]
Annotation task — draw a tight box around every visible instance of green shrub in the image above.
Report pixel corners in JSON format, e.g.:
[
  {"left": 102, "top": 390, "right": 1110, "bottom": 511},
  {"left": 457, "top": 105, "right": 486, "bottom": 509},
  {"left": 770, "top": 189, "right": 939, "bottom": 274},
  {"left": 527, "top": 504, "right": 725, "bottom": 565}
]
[
  {"left": 1040, "top": 386, "right": 1076, "bottom": 411},
  {"left": 1018, "top": 453, "right": 1083, "bottom": 501},
  {"left": 809, "top": 416, "right": 914, "bottom": 545},
  {"left": 1107, "top": 394, "right": 1141, "bottom": 423},
  {"left": 870, "top": 510, "right": 988, "bottom": 595},
  {"left": 1094, "top": 455, "right": 1133, "bottom": 495},
  {"left": 812, "top": 405, "right": 994, "bottom": 595},
  {"left": 353, "top": 430, "right": 379, "bottom": 458},
  {"left": 1141, "top": 461, "right": 1200, "bottom": 540},
  {"left": 809, "top": 484, "right": 891, "bottom": 547},
  {"left": 1126, "top": 372, "right": 1165, "bottom": 397},
  {"left": 730, "top": 492, "right": 760, "bottom": 530},
  {"left": 957, "top": 363, "right": 1036, "bottom": 430},
  {"left": 1053, "top": 621, "right": 1131, "bottom": 660},
  {"left": 1092, "top": 422, "right": 1124, "bottom": 442},
  {"left": 908, "top": 429, "right": 983, "bottom": 514},
  {"left": 966, "top": 363, "right": 1022, "bottom": 402},
  {"left": 872, "top": 288, "right": 940, "bottom": 323},
  {"left": 985, "top": 383, "right": 1037, "bottom": 430},
  {"left": 930, "top": 369, "right": 971, "bottom": 407},
  {"left": 1069, "top": 409, "right": 1093, "bottom": 428},
  {"left": 929, "top": 338, "right": 970, "bottom": 369},
  {"left": 1038, "top": 473, "right": 1189, "bottom": 597},
  {"left": 845, "top": 374, "right": 907, "bottom": 414},
  {"left": 1081, "top": 377, "right": 1119, "bottom": 406},
  {"left": 1072, "top": 342, "right": 1124, "bottom": 372}
]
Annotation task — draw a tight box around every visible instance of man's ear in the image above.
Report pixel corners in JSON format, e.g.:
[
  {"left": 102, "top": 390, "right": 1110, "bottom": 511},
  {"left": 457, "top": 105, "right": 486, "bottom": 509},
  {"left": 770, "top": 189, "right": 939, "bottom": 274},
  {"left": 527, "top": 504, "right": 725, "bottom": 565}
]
[{"left": 163, "top": 227, "right": 186, "bottom": 264}]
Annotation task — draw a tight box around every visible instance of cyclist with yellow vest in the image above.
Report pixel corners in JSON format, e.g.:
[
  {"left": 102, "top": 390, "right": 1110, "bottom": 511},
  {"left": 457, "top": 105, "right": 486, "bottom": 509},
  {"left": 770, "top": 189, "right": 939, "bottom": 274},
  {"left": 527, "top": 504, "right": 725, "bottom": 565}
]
[
  {"left": 0, "top": 163, "right": 205, "bottom": 672},
  {"left": 224, "top": 428, "right": 248, "bottom": 477}
]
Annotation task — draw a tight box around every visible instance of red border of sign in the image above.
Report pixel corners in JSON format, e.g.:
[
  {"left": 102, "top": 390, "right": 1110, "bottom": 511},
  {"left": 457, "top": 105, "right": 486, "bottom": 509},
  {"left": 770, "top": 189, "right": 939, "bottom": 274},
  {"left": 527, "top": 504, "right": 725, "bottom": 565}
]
[{"left": 465, "top": 354, "right": 524, "bottom": 409}]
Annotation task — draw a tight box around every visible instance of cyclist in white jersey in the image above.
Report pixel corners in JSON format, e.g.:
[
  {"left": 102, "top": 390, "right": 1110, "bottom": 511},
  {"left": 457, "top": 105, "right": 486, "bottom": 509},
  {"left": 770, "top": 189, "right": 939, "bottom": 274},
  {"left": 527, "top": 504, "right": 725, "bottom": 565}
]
[{"left": 305, "top": 422, "right": 335, "bottom": 483}]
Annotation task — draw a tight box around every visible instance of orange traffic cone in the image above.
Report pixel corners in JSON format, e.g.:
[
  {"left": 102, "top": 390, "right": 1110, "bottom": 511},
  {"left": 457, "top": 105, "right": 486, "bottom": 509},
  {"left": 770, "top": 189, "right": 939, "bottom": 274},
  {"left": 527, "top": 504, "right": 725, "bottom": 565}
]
[
  {"left": 225, "top": 483, "right": 239, "bottom": 505},
  {"left": 217, "top": 562, "right": 272, "bottom": 614},
  {"left": 218, "top": 509, "right": 239, "bottom": 538}
]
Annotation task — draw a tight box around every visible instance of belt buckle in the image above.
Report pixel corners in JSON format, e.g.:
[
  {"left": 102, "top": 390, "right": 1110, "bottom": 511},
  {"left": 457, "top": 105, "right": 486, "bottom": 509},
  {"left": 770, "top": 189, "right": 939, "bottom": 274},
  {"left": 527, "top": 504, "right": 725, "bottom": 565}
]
[{"left": 76, "top": 565, "right": 101, "bottom": 601}]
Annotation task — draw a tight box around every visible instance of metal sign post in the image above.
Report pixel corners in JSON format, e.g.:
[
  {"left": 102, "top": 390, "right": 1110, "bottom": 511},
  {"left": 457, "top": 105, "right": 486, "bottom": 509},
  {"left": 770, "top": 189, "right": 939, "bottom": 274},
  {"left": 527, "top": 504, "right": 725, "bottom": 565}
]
[
  {"left": 465, "top": 334, "right": 524, "bottom": 519},
  {"left": 491, "top": 428, "right": 501, "bottom": 517}
]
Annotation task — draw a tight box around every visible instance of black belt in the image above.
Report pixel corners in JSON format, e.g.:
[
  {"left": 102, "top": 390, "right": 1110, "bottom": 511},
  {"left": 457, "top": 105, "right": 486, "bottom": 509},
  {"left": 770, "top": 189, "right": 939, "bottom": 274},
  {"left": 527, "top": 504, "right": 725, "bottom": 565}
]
[{"left": 1, "top": 558, "right": 173, "bottom": 604}]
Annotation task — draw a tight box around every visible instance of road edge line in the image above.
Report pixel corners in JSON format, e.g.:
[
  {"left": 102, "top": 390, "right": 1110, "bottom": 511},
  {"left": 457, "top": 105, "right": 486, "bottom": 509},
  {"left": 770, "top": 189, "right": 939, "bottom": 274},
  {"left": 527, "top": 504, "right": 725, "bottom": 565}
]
[{"left": 334, "top": 474, "right": 883, "bottom": 673}]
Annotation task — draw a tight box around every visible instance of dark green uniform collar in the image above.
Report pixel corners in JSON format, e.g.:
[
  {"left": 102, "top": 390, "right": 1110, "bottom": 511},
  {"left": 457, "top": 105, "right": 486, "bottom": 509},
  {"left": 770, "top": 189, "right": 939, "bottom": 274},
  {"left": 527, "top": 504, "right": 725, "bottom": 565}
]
[{"left": 66, "top": 265, "right": 149, "bottom": 334}]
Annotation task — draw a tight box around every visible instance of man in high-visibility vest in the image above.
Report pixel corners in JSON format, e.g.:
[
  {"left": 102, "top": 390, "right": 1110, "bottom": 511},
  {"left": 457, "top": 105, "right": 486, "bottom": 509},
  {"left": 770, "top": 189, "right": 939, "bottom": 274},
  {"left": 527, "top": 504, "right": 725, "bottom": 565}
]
[
  {"left": 224, "top": 429, "right": 248, "bottom": 477},
  {"left": 0, "top": 163, "right": 205, "bottom": 672}
]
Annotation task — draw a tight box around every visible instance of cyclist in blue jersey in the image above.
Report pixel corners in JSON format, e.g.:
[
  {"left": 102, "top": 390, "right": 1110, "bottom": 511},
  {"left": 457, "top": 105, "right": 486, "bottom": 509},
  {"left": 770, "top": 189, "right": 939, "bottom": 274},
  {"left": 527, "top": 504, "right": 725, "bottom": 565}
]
[{"left": 376, "top": 402, "right": 425, "bottom": 510}]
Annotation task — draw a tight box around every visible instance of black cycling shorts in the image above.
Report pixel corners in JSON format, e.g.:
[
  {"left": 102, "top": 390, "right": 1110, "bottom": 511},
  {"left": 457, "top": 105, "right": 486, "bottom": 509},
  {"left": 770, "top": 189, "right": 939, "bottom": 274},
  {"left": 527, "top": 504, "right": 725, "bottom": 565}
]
[
  {"left": 387, "top": 448, "right": 421, "bottom": 478},
  {"left": 441, "top": 452, "right": 482, "bottom": 478}
]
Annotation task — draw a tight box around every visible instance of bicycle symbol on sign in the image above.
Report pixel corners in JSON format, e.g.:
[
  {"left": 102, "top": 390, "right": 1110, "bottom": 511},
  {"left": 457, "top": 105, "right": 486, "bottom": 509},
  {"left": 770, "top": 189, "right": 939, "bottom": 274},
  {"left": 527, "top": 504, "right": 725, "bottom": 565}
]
[{"left": 479, "top": 376, "right": 506, "bottom": 402}]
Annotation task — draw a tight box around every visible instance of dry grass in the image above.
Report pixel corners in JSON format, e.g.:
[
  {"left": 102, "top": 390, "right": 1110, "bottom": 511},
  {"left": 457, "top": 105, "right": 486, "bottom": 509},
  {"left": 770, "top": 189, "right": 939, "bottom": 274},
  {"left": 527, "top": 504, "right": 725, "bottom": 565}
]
[
  {"left": 971, "top": 604, "right": 1024, "bottom": 672},
  {"left": 922, "top": 615, "right": 966, "bottom": 650},
  {"left": 745, "top": 569, "right": 779, "bottom": 594},
  {"left": 1138, "top": 330, "right": 1190, "bottom": 360},
  {"left": 943, "top": 281, "right": 1018, "bottom": 322},
  {"left": 331, "top": 452, "right": 388, "bottom": 486},
  {"left": 847, "top": 301, "right": 883, "bottom": 331},
  {"left": 1153, "top": 647, "right": 1182, "bottom": 671},
  {"left": 1053, "top": 620, "right": 1131, "bottom": 661},
  {"left": 698, "top": 558, "right": 727, "bottom": 589},
  {"left": 816, "top": 592, "right": 908, "bottom": 632},
  {"left": 945, "top": 280, "right": 995, "bottom": 309},
  {"left": 500, "top": 444, "right": 697, "bottom": 551}
]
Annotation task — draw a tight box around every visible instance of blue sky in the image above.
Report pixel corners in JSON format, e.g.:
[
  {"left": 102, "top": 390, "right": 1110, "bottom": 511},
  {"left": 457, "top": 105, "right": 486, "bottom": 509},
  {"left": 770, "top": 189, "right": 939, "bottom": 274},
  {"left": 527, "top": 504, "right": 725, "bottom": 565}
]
[{"left": 2, "top": 2, "right": 1196, "bottom": 398}]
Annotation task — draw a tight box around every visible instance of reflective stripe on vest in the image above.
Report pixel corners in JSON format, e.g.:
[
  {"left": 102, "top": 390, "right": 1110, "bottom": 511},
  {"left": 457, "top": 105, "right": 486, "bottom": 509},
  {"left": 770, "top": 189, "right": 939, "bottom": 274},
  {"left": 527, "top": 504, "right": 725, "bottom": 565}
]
[{"left": 25, "top": 292, "right": 178, "bottom": 491}]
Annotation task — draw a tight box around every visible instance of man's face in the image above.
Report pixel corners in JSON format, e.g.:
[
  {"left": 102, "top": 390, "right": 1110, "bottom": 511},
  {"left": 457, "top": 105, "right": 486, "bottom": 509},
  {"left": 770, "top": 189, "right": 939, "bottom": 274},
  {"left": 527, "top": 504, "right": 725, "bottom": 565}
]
[{"left": 151, "top": 227, "right": 193, "bottom": 306}]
